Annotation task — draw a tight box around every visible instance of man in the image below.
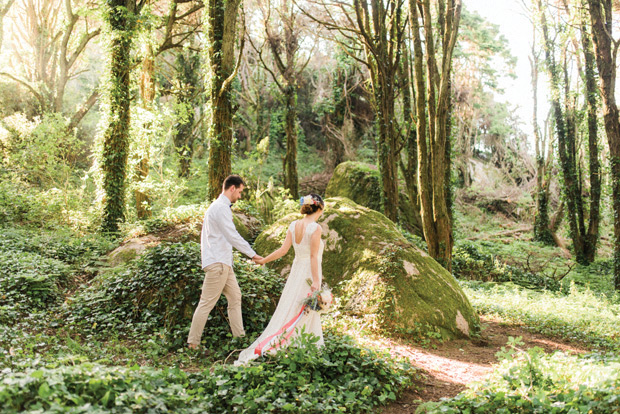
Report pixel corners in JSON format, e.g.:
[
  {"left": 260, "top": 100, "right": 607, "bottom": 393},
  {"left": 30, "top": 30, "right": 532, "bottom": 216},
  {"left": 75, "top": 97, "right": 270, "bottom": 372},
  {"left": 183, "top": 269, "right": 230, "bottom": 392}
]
[{"left": 187, "top": 175, "right": 263, "bottom": 349}]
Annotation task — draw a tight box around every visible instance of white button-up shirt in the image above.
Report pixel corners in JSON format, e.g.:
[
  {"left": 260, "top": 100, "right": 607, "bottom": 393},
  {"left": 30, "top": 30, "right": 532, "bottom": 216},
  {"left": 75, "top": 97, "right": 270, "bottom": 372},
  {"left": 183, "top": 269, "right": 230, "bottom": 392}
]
[{"left": 200, "top": 194, "right": 256, "bottom": 269}]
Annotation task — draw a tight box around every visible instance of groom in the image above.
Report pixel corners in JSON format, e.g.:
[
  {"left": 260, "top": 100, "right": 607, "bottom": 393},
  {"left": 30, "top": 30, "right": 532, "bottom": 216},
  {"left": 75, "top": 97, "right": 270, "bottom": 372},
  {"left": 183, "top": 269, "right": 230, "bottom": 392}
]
[{"left": 187, "top": 175, "right": 263, "bottom": 349}]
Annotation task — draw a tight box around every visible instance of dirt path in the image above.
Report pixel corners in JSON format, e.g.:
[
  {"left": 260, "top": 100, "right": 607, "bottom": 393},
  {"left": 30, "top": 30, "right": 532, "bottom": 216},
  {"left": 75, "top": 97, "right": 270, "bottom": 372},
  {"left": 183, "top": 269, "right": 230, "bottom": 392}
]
[{"left": 377, "top": 315, "right": 587, "bottom": 413}]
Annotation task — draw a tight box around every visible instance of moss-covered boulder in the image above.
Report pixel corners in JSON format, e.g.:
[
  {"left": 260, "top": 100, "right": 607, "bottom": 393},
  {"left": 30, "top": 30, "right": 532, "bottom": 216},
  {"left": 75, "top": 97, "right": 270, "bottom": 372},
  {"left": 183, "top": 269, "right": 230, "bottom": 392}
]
[
  {"left": 325, "top": 161, "right": 423, "bottom": 235},
  {"left": 254, "top": 197, "right": 478, "bottom": 339}
]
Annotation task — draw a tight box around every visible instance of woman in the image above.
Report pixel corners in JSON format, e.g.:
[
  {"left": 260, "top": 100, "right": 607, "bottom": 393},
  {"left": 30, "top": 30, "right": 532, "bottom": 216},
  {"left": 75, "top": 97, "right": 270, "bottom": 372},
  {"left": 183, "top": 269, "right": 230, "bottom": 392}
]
[{"left": 236, "top": 194, "right": 325, "bottom": 365}]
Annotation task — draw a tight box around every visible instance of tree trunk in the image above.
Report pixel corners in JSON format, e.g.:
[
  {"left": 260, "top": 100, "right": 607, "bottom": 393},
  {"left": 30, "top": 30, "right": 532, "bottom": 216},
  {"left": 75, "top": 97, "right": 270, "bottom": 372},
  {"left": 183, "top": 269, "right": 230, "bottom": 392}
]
[
  {"left": 531, "top": 32, "right": 554, "bottom": 245},
  {"left": 282, "top": 85, "right": 299, "bottom": 199},
  {"left": 375, "top": 75, "right": 399, "bottom": 222},
  {"left": 581, "top": 8, "right": 601, "bottom": 263},
  {"left": 173, "top": 50, "right": 199, "bottom": 178},
  {"left": 587, "top": 0, "right": 620, "bottom": 290},
  {"left": 206, "top": 0, "right": 242, "bottom": 201},
  {"left": 135, "top": 46, "right": 154, "bottom": 219},
  {"left": 536, "top": 0, "right": 599, "bottom": 265},
  {"left": 410, "top": 0, "right": 460, "bottom": 270},
  {"left": 101, "top": 0, "right": 136, "bottom": 232}
]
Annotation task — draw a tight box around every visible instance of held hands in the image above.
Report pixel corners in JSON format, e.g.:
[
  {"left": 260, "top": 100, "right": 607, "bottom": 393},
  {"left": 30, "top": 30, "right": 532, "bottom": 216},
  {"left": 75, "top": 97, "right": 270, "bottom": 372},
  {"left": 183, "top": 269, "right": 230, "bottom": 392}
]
[{"left": 252, "top": 255, "right": 265, "bottom": 265}]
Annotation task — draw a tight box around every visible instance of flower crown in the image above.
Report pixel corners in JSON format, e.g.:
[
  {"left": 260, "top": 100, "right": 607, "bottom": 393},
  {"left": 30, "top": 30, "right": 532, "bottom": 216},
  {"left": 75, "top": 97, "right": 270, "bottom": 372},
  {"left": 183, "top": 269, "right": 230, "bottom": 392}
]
[{"left": 300, "top": 195, "right": 319, "bottom": 206}]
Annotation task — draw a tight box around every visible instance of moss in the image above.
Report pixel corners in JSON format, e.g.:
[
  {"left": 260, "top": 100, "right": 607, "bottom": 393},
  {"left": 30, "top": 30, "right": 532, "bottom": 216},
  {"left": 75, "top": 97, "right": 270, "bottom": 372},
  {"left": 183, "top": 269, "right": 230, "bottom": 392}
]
[
  {"left": 325, "top": 161, "right": 422, "bottom": 235},
  {"left": 233, "top": 214, "right": 251, "bottom": 240},
  {"left": 254, "top": 197, "right": 479, "bottom": 339}
]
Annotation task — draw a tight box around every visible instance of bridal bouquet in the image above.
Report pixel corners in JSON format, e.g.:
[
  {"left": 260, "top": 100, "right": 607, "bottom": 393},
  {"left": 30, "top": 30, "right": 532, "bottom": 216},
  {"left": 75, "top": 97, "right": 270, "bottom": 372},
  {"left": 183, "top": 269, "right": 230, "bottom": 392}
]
[{"left": 302, "top": 279, "right": 334, "bottom": 313}]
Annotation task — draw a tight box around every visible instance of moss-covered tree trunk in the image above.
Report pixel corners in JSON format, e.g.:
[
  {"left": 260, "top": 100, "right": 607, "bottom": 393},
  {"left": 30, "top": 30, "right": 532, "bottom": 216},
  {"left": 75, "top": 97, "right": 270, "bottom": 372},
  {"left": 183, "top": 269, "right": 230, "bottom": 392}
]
[
  {"left": 581, "top": 9, "right": 601, "bottom": 263},
  {"left": 398, "top": 50, "right": 424, "bottom": 235},
  {"left": 263, "top": 0, "right": 301, "bottom": 200},
  {"left": 173, "top": 50, "right": 200, "bottom": 178},
  {"left": 205, "top": 0, "right": 242, "bottom": 201},
  {"left": 530, "top": 31, "right": 554, "bottom": 245},
  {"left": 374, "top": 71, "right": 399, "bottom": 222},
  {"left": 351, "top": 0, "right": 405, "bottom": 223},
  {"left": 587, "top": 0, "right": 620, "bottom": 290},
  {"left": 536, "top": 0, "right": 600, "bottom": 265},
  {"left": 101, "top": 0, "right": 137, "bottom": 232},
  {"left": 409, "top": 0, "right": 460, "bottom": 269},
  {"left": 282, "top": 85, "right": 299, "bottom": 199},
  {"left": 135, "top": 46, "right": 154, "bottom": 219}
]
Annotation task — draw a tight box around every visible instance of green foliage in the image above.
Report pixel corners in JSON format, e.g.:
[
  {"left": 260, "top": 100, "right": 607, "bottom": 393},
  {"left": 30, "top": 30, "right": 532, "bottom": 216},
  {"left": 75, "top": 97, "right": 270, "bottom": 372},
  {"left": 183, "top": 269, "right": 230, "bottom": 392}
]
[
  {"left": 0, "top": 113, "right": 84, "bottom": 186},
  {"left": 418, "top": 346, "right": 620, "bottom": 414},
  {"left": 463, "top": 281, "right": 620, "bottom": 350},
  {"left": 0, "top": 332, "right": 414, "bottom": 414},
  {"left": 0, "top": 250, "right": 69, "bottom": 313},
  {"left": 453, "top": 241, "right": 561, "bottom": 291},
  {"left": 65, "top": 243, "right": 285, "bottom": 350},
  {"left": 0, "top": 181, "right": 49, "bottom": 227},
  {"left": 0, "top": 227, "right": 112, "bottom": 324}
]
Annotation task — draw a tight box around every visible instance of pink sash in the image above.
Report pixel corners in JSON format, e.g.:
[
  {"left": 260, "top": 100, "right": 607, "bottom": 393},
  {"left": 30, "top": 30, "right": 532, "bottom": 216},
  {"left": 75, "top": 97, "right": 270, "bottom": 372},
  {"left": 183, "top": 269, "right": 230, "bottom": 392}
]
[{"left": 254, "top": 305, "right": 307, "bottom": 356}]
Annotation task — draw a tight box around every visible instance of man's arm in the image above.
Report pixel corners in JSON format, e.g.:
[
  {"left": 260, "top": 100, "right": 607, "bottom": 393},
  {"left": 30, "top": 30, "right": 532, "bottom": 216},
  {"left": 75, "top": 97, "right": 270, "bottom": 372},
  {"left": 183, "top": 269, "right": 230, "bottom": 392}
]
[{"left": 217, "top": 205, "right": 258, "bottom": 258}]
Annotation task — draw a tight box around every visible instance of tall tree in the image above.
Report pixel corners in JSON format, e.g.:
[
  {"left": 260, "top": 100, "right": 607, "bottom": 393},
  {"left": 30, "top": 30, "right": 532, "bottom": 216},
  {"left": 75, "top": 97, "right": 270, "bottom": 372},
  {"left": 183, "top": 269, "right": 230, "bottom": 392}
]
[
  {"left": 534, "top": 0, "right": 601, "bottom": 264},
  {"left": 173, "top": 48, "right": 201, "bottom": 178},
  {"left": 131, "top": 0, "right": 203, "bottom": 217},
  {"left": 300, "top": 0, "right": 406, "bottom": 221},
  {"left": 100, "top": 0, "right": 143, "bottom": 232},
  {"left": 134, "top": 44, "right": 155, "bottom": 220},
  {"left": 205, "top": 0, "right": 244, "bottom": 201},
  {"left": 254, "top": 0, "right": 314, "bottom": 199},
  {"left": 451, "top": 8, "right": 516, "bottom": 188},
  {"left": 0, "top": 0, "right": 100, "bottom": 121},
  {"left": 579, "top": 3, "right": 602, "bottom": 262},
  {"left": 409, "top": 0, "right": 462, "bottom": 268},
  {"left": 586, "top": 0, "right": 620, "bottom": 289},
  {"left": 530, "top": 27, "right": 555, "bottom": 245}
]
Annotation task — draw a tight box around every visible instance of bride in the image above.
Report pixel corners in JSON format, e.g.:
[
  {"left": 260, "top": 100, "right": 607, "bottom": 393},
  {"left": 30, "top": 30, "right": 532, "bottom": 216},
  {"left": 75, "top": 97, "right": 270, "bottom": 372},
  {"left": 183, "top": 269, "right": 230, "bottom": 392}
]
[{"left": 236, "top": 193, "right": 325, "bottom": 365}]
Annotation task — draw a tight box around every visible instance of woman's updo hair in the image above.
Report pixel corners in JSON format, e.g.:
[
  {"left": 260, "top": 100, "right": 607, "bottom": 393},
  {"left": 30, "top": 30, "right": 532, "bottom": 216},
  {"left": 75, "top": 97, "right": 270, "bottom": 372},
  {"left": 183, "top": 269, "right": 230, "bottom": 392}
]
[{"left": 300, "top": 193, "right": 325, "bottom": 215}]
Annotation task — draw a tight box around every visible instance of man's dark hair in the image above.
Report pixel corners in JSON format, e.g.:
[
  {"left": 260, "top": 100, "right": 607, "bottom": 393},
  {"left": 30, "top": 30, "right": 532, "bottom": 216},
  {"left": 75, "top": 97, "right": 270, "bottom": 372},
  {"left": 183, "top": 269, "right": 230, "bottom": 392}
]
[{"left": 223, "top": 174, "right": 246, "bottom": 190}]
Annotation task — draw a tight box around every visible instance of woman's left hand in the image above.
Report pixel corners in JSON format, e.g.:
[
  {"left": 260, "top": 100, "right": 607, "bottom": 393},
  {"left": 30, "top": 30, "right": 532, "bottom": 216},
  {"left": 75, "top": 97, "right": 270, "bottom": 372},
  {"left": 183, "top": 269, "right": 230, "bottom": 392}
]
[{"left": 311, "top": 280, "right": 320, "bottom": 292}]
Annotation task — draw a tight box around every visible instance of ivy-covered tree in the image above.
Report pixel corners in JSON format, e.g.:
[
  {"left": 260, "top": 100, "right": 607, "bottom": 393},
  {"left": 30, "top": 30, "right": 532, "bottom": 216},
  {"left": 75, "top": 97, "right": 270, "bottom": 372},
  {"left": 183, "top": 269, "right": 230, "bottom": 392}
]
[
  {"left": 534, "top": 0, "right": 601, "bottom": 264},
  {"left": 586, "top": 0, "right": 620, "bottom": 290},
  {"left": 173, "top": 48, "right": 202, "bottom": 178},
  {"left": 205, "top": 0, "right": 244, "bottom": 201},
  {"left": 100, "top": 0, "right": 142, "bottom": 232},
  {"left": 409, "top": 0, "right": 462, "bottom": 269}
]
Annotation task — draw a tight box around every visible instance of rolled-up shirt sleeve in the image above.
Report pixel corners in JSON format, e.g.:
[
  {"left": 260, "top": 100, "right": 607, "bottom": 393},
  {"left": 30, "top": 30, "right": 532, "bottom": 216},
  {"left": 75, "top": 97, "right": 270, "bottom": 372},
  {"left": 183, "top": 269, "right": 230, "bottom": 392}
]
[{"left": 216, "top": 205, "right": 256, "bottom": 258}]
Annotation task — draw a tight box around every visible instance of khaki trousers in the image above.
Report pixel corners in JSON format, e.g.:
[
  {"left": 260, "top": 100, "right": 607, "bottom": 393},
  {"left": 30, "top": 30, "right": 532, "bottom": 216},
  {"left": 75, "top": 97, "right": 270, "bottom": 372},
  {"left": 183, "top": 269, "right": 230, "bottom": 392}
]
[{"left": 187, "top": 263, "right": 245, "bottom": 345}]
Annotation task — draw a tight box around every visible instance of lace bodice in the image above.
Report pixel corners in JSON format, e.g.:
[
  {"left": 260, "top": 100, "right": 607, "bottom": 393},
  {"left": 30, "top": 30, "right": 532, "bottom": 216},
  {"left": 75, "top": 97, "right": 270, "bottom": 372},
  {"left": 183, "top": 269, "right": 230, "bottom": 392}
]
[{"left": 289, "top": 220, "right": 324, "bottom": 261}]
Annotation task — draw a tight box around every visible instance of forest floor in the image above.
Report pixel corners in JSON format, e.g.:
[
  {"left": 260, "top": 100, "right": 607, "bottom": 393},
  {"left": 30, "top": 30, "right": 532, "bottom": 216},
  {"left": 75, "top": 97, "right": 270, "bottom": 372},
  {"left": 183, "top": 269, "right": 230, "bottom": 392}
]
[{"left": 379, "top": 315, "right": 588, "bottom": 413}]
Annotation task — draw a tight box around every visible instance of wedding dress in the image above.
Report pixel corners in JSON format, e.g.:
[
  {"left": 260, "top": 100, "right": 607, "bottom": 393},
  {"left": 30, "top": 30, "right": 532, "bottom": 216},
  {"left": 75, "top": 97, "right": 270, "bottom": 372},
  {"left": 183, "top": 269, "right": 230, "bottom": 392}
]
[{"left": 236, "top": 220, "right": 324, "bottom": 365}]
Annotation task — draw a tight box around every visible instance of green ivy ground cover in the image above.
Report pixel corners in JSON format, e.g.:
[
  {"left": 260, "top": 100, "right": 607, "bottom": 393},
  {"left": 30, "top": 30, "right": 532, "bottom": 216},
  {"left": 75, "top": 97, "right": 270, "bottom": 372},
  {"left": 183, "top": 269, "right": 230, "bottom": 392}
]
[
  {"left": 418, "top": 340, "right": 620, "bottom": 414},
  {"left": 0, "top": 332, "right": 415, "bottom": 414},
  {"left": 0, "top": 228, "right": 416, "bottom": 413},
  {"left": 461, "top": 281, "right": 620, "bottom": 351}
]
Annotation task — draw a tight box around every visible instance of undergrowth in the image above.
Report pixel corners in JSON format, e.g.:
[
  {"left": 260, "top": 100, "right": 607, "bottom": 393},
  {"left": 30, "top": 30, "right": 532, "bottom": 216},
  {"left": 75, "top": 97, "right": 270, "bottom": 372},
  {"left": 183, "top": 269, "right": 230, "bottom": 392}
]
[
  {"left": 418, "top": 338, "right": 620, "bottom": 414},
  {"left": 0, "top": 332, "right": 415, "bottom": 414},
  {"left": 463, "top": 281, "right": 620, "bottom": 350}
]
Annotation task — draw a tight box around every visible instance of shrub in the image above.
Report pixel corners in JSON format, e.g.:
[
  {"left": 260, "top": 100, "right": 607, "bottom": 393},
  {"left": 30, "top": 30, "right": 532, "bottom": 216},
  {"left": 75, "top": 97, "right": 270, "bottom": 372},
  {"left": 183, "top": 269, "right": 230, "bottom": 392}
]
[
  {"left": 0, "top": 182, "right": 50, "bottom": 227},
  {"left": 0, "top": 228, "right": 111, "bottom": 323},
  {"left": 0, "top": 250, "right": 70, "bottom": 324},
  {"left": 65, "top": 243, "right": 286, "bottom": 349},
  {"left": 0, "top": 332, "right": 414, "bottom": 414},
  {"left": 453, "top": 241, "right": 560, "bottom": 291}
]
